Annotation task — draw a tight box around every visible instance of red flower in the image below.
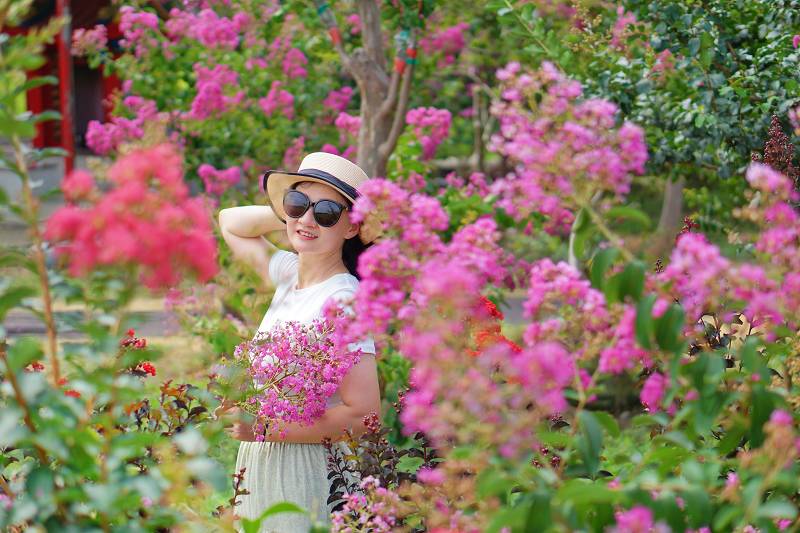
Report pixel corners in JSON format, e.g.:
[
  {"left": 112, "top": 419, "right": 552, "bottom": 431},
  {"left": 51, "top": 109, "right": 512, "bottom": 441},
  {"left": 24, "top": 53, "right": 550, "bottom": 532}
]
[
  {"left": 64, "top": 389, "right": 81, "bottom": 398},
  {"left": 127, "top": 328, "right": 136, "bottom": 337},
  {"left": 479, "top": 295, "right": 504, "bottom": 320},
  {"left": 26, "top": 361, "right": 45, "bottom": 372},
  {"left": 137, "top": 361, "right": 156, "bottom": 376}
]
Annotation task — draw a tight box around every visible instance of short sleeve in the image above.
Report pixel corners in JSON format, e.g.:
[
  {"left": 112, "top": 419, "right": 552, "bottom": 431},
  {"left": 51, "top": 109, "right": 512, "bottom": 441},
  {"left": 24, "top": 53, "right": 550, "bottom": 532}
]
[
  {"left": 328, "top": 287, "right": 376, "bottom": 355},
  {"left": 268, "top": 250, "right": 299, "bottom": 286}
]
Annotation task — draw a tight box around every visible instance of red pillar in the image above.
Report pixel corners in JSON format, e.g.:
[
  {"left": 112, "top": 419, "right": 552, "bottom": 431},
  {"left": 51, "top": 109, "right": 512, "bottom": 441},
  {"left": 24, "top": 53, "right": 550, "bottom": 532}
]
[{"left": 56, "top": 0, "right": 75, "bottom": 173}]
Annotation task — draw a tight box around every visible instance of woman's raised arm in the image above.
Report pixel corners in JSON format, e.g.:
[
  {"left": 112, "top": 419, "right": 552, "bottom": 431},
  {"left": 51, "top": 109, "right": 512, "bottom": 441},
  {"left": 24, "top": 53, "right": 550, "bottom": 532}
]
[{"left": 218, "top": 205, "right": 287, "bottom": 289}]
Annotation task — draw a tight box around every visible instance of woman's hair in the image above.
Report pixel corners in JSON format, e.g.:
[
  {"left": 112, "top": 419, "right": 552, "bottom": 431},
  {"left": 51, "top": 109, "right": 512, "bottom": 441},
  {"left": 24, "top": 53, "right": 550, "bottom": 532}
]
[{"left": 291, "top": 181, "right": 372, "bottom": 279}]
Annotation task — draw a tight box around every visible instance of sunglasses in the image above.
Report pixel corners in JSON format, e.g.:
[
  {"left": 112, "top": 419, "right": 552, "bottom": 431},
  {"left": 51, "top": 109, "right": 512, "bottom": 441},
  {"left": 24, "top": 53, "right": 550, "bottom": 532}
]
[{"left": 283, "top": 189, "right": 349, "bottom": 227}]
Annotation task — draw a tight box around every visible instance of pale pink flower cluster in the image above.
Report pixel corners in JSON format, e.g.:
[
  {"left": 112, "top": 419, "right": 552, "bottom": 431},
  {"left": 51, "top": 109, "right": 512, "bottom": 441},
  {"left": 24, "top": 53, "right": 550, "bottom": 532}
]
[
  {"left": 405, "top": 107, "right": 452, "bottom": 160},
  {"left": 324, "top": 87, "right": 354, "bottom": 114},
  {"left": 119, "top": 6, "right": 160, "bottom": 58},
  {"left": 610, "top": 6, "right": 637, "bottom": 50},
  {"left": 235, "top": 318, "right": 361, "bottom": 438},
  {"left": 85, "top": 96, "right": 160, "bottom": 155},
  {"left": 187, "top": 63, "right": 245, "bottom": 120},
  {"left": 330, "top": 476, "right": 400, "bottom": 532},
  {"left": 164, "top": 8, "right": 244, "bottom": 49},
  {"left": 325, "top": 180, "right": 545, "bottom": 456},
  {"left": 444, "top": 171, "right": 490, "bottom": 197},
  {"left": 489, "top": 61, "right": 647, "bottom": 232},
  {"left": 259, "top": 81, "right": 295, "bottom": 119},
  {"left": 44, "top": 144, "right": 218, "bottom": 289},
  {"left": 197, "top": 163, "right": 241, "bottom": 196},
  {"left": 346, "top": 13, "right": 362, "bottom": 35},
  {"left": 283, "top": 136, "right": 305, "bottom": 170},
  {"left": 71, "top": 24, "right": 107, "bottom": 57},
  {"left": 334, "top": 112, "right": 361, "bottom": 144},
  {"left": 282, "top": 47, "right": 308, "bottom": 79},
  {"left": 419, "top": 22, "right": 470, "bottom": 66},
  {"left": 657, "top": 164, "right": 800, "bottom": 336}
]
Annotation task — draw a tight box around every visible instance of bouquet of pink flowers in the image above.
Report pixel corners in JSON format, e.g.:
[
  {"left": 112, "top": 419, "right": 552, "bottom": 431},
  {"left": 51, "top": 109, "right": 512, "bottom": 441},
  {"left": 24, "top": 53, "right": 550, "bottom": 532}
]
[{"left": 229, "top": 318, "right": 363, "bottom": 439}]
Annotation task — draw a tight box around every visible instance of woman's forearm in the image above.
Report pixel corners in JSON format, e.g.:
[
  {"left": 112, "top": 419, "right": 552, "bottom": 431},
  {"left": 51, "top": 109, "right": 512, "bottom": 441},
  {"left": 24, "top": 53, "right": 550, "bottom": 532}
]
[
  {"left": 265, "top": 404, "right": 374, "bottom": 444},
  {"left": 218, "top": 205, "right": 285, "bottom": 238}
]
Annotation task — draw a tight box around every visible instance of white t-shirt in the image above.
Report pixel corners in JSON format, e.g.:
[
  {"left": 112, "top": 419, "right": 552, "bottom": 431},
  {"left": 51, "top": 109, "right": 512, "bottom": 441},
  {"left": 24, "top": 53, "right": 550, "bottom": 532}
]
[{"left": 256, "top": 249, "right": 375, "bottom": 354}]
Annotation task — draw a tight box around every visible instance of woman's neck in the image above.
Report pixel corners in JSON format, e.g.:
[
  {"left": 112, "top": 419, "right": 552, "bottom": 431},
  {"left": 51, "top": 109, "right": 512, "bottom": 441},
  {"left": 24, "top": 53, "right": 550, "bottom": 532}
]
[{"left": 295, "top": 251, "right": 348, "bottom": 289}]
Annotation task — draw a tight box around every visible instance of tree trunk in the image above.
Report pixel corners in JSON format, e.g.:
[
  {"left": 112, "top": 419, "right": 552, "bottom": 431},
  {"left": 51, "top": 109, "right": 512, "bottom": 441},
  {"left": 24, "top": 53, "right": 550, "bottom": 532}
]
[
  {"left": 650, "top": 175, "right": 685, "bottom": 258},
  {"left": 315, "top": 0, "right": 417, "bottom": 178}
]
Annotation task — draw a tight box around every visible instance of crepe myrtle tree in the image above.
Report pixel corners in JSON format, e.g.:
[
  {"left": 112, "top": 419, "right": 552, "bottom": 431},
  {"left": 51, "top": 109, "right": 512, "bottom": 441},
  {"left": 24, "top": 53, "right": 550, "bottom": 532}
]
[{"left": 313, "top": 0, "right": 435, "bottom": 177}]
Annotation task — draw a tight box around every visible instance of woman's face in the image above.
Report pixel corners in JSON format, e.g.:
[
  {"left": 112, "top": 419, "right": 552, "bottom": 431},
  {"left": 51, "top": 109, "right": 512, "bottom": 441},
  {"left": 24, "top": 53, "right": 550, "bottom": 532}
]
[{"left": 285, "top": 181, "right": 360, "bottom": 255}]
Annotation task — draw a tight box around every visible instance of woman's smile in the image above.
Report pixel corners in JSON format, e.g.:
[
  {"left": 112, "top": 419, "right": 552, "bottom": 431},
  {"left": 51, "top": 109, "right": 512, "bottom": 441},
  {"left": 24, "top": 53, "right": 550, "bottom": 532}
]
[{"left": 297, "top": 229, "right": 318, "bottom": 240}]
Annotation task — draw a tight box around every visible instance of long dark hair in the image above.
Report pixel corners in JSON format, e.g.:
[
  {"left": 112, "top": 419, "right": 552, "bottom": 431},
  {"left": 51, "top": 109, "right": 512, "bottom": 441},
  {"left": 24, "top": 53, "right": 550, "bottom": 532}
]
[{"left": 343, "top": 235, "right": 371, "bottom": 280}]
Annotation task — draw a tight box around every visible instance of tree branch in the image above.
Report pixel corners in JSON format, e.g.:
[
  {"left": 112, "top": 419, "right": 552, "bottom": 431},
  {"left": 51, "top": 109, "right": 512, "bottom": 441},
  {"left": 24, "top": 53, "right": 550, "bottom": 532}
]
[
  {"left": 358, "top": 0, "right": 385, "bottom": 68},
  {"left": 378, "top": 61, "right": 414, "bottom": 162},
  {"left": 378, "top": 69, "right": 401, "bottom": 119}
]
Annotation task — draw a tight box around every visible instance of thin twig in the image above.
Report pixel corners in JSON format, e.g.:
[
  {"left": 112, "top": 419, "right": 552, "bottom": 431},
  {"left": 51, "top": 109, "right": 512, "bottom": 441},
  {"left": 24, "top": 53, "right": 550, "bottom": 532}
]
[{"left": 11, "top": 135, "right": 61, "bottom": 386}]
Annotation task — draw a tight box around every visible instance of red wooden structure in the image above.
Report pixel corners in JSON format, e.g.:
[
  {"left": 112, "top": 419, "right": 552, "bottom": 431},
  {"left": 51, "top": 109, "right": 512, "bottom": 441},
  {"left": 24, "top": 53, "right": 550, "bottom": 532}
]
[{"left": 11, "top": 0, "right": 121, "bottom": 172}]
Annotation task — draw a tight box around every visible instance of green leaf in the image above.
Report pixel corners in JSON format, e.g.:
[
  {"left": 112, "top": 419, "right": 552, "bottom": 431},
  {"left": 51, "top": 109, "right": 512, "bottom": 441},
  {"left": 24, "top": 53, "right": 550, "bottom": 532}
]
[
  {"left": 32, "top": 110, "right": 61, "bottom": 124},
  {"left": 590, "top": 247, "right": 619, "bottom": 292},
  {"left": 6, "top": 337, "right": 44, "bottom": 372},
  {"left": 756, "top": 500, "right": 798, "bottom": 519},
  {"left": 592, "top": 410, "right": 620, "bottom": 438},
  {"left": 635, "top": 294, "right": 657, "bottom": 349},
  {"left": 0, "top": 250, "right": 36, "bottom": 272},
  {"left": 10, "top": 76, "right": 58, "bottom": 99},
  {"left": 0, "top": 284, "right": 38, "bottom": 321},
  {"left": 577, "top": 411, "right": 603, "bottom": 478},
  {"left": 654, "top": 304, "right": 685, "bottom": 353},
  {"left": 240, "top": 502, "right": 306, "bottom": 533},
  {"left": 716, "top": 422, "right": 746, "bottom": 456},
  {"left": 25, "top": 467, "right": 54, "bottom": 504},
  {"left": 604, "top": 206, "right": 652, "bottom": 231},
  {"left": 616, "top": 261, "right": 646, "bottom": 302},
  {"left": 748, "top": 385, "right": 775, "bottom": 447},
  {"left": 555, "top": 479, "right": 618, "bottom": 505}
]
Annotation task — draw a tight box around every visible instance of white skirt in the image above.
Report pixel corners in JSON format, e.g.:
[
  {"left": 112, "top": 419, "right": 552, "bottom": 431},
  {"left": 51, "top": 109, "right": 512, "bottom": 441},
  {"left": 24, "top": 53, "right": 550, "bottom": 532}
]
[{"left": 235, "top": 440, "right": 342, "bottom": 533}]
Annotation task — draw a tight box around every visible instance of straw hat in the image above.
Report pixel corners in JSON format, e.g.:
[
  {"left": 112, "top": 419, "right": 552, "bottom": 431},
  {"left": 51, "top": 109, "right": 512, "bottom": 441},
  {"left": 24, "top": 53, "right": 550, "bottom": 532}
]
[{"left": 262, "top": 152, "right": 381, "bottom": 244}]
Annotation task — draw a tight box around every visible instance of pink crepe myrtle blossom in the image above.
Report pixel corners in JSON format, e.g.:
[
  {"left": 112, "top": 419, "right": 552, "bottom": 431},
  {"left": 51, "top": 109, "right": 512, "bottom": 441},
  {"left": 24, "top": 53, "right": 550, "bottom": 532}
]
[
  {"left": 71, "top": 24, "right": 107, "bottom": 56},
  {"left": 640, "top": 372, "right": 668, "bottom": 412},
  {"left": 197, "top": 163, "right": 241, "bottom": 196},
  {"left": 323, "top": 86, "right": 354, "bottom": 114},
  {"left": 488, "top": 61, "right": 646, "bottom": 233},
  {"left": 258, "top": 81, "right": 295, "bottom": 119},
  {"left": 119, "top": 6, "right": 160, "bottom": 58},
  {"left": 282, "top": 47, "right": 308, "bottom": 79},
  {"left": 405, "top": 107, "right": 452, "bottom": 160},
  {"left": 85, "top": 96, "right": 161, "bottom": 155},
  {"left": 793, "top": 35, "right": 800, "bottom": 49},
  {"left": 186, "top": 63, "right": 244, "bottom": 120},
  {"left": 283, "top": 136, "right": 305, "bottom": 170},
  {"left": 610, "top": 506, "right": 669, "bottom": 533},
  {"left": 235, "top": 318, "right": 362, "bottom": 438},
  {"left": 419, "top": 22, "right": 470, "bottom": 66},
  {"left": 346, "top": 13, "right": 362, "bottom": 35},
  {"left": 61, "top": 169, "right": 97, "bottom": 203},
  {"left": 44, "top": 144, "right": 218, "bottom": 289},
  {"left": 331, "top": 476, "right": 401, "bottom": 532}
]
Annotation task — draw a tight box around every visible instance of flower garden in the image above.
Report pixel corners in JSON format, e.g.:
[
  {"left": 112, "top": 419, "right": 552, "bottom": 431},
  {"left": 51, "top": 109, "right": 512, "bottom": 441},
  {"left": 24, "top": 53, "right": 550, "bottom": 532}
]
[{"left": 2, "top": 0, "right": 800, "bottom": 531}]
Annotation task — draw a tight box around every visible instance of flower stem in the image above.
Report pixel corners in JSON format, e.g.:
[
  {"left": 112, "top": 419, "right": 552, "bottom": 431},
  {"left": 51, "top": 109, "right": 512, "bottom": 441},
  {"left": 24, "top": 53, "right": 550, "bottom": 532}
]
[
  {"left": 578, "top": 201, "right": 636, "bottom": 263},
  {"left": 11, "top": 135, "right": 61, "bottom": 386}
]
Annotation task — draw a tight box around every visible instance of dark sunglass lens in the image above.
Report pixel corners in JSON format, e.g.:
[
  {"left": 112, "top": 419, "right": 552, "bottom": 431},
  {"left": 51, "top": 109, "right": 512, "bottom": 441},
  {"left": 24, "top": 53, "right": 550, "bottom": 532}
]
[
  {"left": 283, "top": 190, "right": 309, "bottom": 218},
  {"left": 313, "top": 200, "right": 342, "bottom": 227}
]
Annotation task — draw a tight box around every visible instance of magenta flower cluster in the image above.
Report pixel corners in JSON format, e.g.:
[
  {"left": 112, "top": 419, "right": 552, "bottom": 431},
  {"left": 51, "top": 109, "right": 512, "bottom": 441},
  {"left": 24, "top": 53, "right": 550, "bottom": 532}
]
[
  {"left": 71, "top": 24, "right": 107, "bottom": 57},
  {"left": 235, "top": 318, "right": 362, "bottom": 438},
  {"left": 489, "top": 61, "right": 647, "bottom": 232},
  {"left": 187, "top": 63, "right": 245, "bottom": 121},
  {"left": 119, "top": 6, "right": 159, "bottom": 58},
  {"left": 330, "top": 476, "right": 401, "bottom": 532},
  {"left": 405, "top": 107, "right": 452, "bottom": 160},
  {"left": 259, "top": 81, "right": 295, "bottom": 119},
  {"left": 197, "top": 163, "right": 241, "bottom": 196},
  {"left": 419, "top": 22, "right": 470, "bottom": 66},
  {"left": 85, "top": 95, "right": 161, "bottom": 155}
]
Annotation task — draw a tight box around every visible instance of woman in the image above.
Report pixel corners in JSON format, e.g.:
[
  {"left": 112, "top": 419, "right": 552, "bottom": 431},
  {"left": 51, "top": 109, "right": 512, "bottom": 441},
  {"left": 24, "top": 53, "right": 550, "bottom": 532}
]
[{"left": 217, "top": 152, "right": 381, "bottom": 532}]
